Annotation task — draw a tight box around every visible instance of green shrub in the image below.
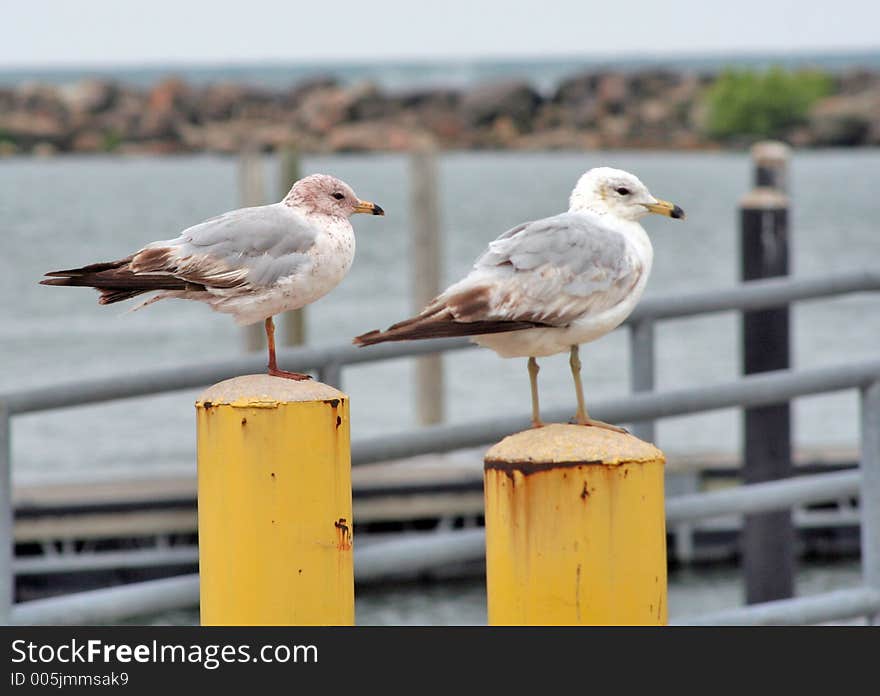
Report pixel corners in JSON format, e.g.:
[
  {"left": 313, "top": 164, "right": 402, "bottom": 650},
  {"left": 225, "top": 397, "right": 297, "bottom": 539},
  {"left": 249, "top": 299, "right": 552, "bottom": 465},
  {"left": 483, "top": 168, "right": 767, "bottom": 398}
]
[
  {"left": 704, "top": 68, "right": 832, "bottom": 140},
  {"left": 102, "top": 130, "right": 123, "bottom": 152}
]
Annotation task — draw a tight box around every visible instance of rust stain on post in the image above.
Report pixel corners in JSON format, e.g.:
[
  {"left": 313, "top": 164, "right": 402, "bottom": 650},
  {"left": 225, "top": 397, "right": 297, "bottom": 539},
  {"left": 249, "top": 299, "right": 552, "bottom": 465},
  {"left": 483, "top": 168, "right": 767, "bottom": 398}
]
[
  {"left": 334, "top": 518, "right": 352, "bottom": 551},
  {"left": 484, "top": 423, "right": 667, "bottom": 625}
]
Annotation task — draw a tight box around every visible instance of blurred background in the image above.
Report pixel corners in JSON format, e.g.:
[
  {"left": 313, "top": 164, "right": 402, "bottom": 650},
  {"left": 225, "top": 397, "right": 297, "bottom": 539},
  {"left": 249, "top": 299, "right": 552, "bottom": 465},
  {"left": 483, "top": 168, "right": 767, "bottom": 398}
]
[{"left": 1, "top": 0, "right": 878, "bottom": 624}]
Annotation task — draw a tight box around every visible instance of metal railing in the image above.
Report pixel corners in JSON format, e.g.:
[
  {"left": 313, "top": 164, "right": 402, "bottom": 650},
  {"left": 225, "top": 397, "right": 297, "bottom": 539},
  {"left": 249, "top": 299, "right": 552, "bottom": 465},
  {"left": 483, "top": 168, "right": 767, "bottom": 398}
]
[
  {"left": 626, "top": 268, "right": 880, "bottom": 442},
  {"left": 2, "top": 269, "right": 880, "bottom": 625}
]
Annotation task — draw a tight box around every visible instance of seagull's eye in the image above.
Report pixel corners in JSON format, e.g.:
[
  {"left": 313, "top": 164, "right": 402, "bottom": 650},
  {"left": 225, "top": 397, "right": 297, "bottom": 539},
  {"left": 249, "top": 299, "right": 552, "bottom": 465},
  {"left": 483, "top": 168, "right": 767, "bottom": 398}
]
[
  {"left": 615, "top": 187, "right": 631, "bottom": 196},
  {"left": 331, "top": 192, "right": 345, "bottom": 200}
]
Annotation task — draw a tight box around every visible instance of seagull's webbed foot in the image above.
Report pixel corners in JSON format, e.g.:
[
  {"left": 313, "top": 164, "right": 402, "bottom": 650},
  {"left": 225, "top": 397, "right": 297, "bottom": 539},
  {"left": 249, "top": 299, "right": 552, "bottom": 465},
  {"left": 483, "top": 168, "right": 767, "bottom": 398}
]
[
  {"left": 267, "top": 367, "right": 312, "bottom": 381},
  {"left": 573, "top": 415, "right": 629, "bottom": 435}
]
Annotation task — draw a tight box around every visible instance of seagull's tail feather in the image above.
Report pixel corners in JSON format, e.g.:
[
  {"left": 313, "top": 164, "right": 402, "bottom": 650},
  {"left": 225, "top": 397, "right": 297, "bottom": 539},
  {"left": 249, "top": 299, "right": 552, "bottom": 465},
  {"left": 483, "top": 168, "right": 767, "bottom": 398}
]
[
  {"left": 40, "top": 256, "right": 198, "bottom": 306},
  {"left": 43, "top": 257, "right": 134, "bottom": 278},
  {"left": 98, "top": 289, "right": 152, "bottom": 305},
  {"left": 353, "top": 303, "right": 539, "bottom": 347}
]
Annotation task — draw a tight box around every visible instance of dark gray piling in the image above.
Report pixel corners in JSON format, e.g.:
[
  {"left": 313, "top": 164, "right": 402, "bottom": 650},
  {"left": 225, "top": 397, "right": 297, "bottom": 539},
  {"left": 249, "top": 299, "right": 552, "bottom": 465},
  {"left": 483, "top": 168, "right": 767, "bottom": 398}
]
[{"left": 740, "top": 141, "right": 794, "bottom": 603}]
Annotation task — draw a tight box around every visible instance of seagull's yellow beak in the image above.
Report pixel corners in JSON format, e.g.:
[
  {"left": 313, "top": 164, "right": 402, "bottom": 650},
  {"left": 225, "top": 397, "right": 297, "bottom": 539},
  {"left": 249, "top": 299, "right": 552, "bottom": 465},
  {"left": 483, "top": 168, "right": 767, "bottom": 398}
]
[
  {"left": 354, "top": 200, "right": 385, "bottom": 216},
  {"left": 644, "top": 199, "right": 685, "bottom": 219},
  {"left": 644, "top": 201, "right": 685, "bottom": 220}
]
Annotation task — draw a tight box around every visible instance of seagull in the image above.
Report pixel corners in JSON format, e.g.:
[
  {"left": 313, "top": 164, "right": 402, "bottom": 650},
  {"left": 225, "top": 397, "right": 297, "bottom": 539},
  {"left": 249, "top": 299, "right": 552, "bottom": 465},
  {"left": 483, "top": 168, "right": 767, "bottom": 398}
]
[
  {"left": 41, "top": 174, "right": 384, "bottom": 379},
  {"left": 354, "top": 167, "right": 684, "bottom": 431}
]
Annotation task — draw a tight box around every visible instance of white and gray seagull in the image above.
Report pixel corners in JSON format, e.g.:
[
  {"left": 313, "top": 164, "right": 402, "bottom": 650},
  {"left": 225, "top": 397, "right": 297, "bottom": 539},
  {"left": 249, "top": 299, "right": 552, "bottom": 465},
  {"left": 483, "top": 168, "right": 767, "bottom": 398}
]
[
  {"left": 42, "top": 174, "right": 384, "bottom": 379},
  {"left": 355, "top": 167, "right": 684, "bottom": 431}
]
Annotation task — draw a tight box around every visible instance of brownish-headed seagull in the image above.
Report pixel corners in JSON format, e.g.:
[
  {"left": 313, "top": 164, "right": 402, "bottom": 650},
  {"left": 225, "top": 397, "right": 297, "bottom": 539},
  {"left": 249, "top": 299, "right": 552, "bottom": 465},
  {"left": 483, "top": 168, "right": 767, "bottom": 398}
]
[
  {"left": 354, "top": 167, "right": 684, "bottom": 431},
  {"left": 42, "top": 174, "right": 384, "bottom": 379}
]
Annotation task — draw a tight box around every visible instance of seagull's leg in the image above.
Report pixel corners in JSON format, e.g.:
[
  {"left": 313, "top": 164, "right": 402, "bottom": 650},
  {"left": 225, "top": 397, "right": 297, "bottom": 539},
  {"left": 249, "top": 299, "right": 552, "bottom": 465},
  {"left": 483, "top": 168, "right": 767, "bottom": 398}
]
[
  {"left": 265, "top": 316, "right": 311, "bottom": 381},
  {"left": 528, "top": 357, "right": 543, "bottom": 428},
  {"left": 569, "top": 345, "right": 628, "bottom": 434},
  {"left": 571, "top": 345, "right": 589, "bottom": 425}
]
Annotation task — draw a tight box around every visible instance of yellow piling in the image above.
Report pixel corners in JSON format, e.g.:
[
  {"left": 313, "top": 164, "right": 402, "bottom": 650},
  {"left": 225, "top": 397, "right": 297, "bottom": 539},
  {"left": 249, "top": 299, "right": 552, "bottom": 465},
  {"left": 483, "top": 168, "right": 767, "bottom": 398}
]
[
  {"left": 196, "top": 375, "right": 353, "bottom": 625},
  {"left": 484, "top": 424, "right": 667, "bottom": 625}
]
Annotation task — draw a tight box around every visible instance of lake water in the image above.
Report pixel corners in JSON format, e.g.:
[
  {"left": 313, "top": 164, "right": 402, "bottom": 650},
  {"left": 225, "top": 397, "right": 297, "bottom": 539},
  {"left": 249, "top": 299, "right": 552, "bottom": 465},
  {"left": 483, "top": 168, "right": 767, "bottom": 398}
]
[
  {"left": 3, "top": 50, "right": 880, "bottom": 92},
  {"left": 354, "top": 560, "right": 866, "bottom": 625},
  {"left": 2, "top": 149, "right": 878, "bottom": 482},
  {"left": 147, "top": 560, "right": 864, "bottom": 625}
]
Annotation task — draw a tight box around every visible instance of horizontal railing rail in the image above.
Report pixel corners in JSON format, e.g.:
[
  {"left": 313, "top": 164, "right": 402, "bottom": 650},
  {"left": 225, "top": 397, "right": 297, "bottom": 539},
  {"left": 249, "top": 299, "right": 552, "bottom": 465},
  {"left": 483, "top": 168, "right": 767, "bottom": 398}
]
[
  {"left": 666, "top": 470, "right": 860, "bottom": 523},
  {"left": 352, "top": 360, "right": 880, "bottom": 465},
  {"left": 0, "top": 337, "right": 472, "bottom": 415},
  {"left": 630, "top": 269, "right": 880, "bottom": 322},
  {"left": 672, "top": 588, "right": 880, "bottom": 626},
  {"left": 9, "top": 527, "right": 491, "bottom": 625},
  {"left": 1, "top": 270, "right": 878, "bottom": 415}
]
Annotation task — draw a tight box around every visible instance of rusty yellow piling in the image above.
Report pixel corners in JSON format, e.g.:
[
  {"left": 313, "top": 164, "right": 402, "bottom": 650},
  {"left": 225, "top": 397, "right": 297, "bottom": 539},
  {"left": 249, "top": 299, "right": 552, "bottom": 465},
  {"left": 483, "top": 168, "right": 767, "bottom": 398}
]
[
  {"left": 484, "top": 424, "right": 667, "bottom": 625},
  {"left": 196, "top": 375, "right": 353, "bottom": 625}
]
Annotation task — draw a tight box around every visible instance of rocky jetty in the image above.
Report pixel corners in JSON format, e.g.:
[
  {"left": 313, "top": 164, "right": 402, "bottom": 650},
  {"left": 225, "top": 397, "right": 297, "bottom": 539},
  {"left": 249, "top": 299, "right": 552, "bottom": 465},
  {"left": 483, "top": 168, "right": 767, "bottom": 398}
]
[{"left": 1, "top": 68, "right": 879, "bottom": 155}]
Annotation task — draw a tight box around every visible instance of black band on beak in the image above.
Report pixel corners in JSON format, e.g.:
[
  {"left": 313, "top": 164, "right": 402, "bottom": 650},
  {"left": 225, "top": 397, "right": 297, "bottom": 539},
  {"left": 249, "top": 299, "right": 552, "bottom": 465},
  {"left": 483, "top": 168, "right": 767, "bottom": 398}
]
[{"left": 354, "top": 200, "right": 385, "bottom": 216}]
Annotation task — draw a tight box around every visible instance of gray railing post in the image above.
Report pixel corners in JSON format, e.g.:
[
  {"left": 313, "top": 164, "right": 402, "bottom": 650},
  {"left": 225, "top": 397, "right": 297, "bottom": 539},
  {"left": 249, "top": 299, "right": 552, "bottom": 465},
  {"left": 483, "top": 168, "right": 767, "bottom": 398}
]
[
  {"left": 741, "top": 141, "right": 794, "bottom": 604},
  {"left": 629, "top": 319, "right": 656, "bottom": 443},
  {"left": 630, "top": 318, "right": 697, "bottom": 562},
  {"left": 860, "top": 380, "right": 880, "bottom": 624},
  {"left": 0, "top": 403, "right": 11, "bottom": 625},
  {"left": 318, "top": 363, "right": 343, "bottom": 390}
]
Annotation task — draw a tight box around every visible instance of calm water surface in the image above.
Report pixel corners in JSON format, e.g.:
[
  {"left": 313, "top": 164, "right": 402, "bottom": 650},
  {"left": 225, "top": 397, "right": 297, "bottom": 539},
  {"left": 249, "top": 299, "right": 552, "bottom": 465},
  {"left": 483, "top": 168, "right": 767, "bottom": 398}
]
[{"left": 146, "top": 560, "right": 863, "bottom": 625}]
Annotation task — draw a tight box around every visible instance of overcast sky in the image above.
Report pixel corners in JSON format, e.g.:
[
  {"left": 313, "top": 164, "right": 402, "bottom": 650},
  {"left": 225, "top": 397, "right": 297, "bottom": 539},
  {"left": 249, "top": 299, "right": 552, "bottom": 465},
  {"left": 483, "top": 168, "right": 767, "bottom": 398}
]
[{"left": 4, "top": 0, "right": 879, "bottom": 66}]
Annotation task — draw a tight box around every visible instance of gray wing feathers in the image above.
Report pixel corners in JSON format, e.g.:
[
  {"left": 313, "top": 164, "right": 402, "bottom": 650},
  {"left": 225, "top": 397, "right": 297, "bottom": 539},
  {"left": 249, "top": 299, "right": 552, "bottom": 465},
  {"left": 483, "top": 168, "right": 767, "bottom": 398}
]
[
  {"left": 450, "top": 212, "right": 642, "bottom": 326},
  {"left": 134, "top": 204, "right": 318, "bottom": 290}
]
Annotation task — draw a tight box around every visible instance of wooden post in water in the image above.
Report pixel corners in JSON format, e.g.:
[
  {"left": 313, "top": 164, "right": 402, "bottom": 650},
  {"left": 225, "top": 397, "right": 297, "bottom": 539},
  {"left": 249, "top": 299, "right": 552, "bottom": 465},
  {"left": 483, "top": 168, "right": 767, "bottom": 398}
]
[
  {"left": 410, "top": 143, "right": 445, "bottom": 425},
  {"left": 484, "top": 425, "right": 667, "bottom": 625},
  {"left": 278, "top": 144, "right": 307, "bottom": 347},
  {"left": 753, "top": 140, "right": 789, "bottom": 190},
  {"left": 741, "top": 140, "right": 794, "bottom": 604},
  {"left": 239, "top": 146, "right": 267, "bottom": 353},
  {"left": 196, "top": 375, "right": 354, "bottom": 625}
]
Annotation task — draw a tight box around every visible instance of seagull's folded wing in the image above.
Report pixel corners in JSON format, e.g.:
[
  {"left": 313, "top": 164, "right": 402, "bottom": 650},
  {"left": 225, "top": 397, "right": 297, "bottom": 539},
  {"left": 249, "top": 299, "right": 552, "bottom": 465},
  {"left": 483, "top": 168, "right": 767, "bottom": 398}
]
[
  {"left": 354, "top": 212, "right": 644, "bottom": 346},
  {"left": 453, "top": 211, "right": 644, "bottom": 326},
  {"left": 131, "top": 203, "right": 319, "bottom": 291}
]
